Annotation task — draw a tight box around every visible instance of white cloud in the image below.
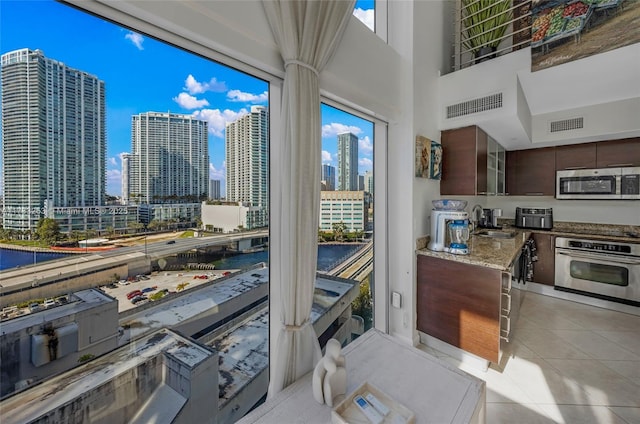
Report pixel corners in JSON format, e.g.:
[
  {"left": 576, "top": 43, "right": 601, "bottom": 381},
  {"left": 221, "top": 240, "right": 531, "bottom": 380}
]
[
  {"left": 353, "top": 8, "right": 375, "bottom": 32},
  {"left": 108, "top": 157, "right": 117, "bottom": 166},
  {"left": 359, "top": 158, "right": 373, "bottom": 168},
  {"left": 106, "top": 168, "right": 122, "bottom": 182},
  {"left": 173, "top": 92, "right": 210, "bottom": 109},
  {"left": 125, "top": 32, "right": 144, "bottom": 50},
  {"left": 321, "top": 123, "right": 362, "bottom": 138},
  {"left": 184, "top": 74, "right": 227, "bottom": 94},
  {"left": 227, "top": 89, "right": 268, "bottom": 103},
  {"left": 209, "top": 162, "right": 226, "bottom": 180},
  {"left": 322, "top": 150, "right": 333, "bottom": 163},
  {"left": 359, "top": 136, "right": 373, "bottom": 156},
  {"left": 192, "top": 108, "right": 249, "bottom": 137}
]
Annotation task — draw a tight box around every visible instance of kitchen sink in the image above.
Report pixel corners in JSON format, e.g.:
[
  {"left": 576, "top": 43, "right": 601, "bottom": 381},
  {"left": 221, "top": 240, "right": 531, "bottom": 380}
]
[{"left": 475, "top": 230, "right": 516, "bottom": 239}]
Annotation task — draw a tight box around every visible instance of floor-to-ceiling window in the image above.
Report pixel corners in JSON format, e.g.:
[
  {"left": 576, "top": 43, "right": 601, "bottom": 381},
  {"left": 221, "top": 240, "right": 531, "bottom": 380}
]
[{"left": 1, "top": 1, "right": 390, "bottom": 422}]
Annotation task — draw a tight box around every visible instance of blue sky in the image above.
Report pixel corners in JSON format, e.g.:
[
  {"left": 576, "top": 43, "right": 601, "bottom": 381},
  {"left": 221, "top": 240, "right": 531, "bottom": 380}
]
[{"left": 1, "top": 0, "right": 374, "bottom": 197}]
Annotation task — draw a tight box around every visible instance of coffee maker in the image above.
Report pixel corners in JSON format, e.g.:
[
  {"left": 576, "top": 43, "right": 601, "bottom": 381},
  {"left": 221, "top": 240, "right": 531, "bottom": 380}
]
[{"left": 428, "top": 209, "right": 469, "bottom": 253}]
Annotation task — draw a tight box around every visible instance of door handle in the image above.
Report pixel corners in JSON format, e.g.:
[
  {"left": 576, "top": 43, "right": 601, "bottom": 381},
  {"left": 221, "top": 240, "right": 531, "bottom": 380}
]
[{"left": 556, "top": 250, "right": 640, "bottom": 265}]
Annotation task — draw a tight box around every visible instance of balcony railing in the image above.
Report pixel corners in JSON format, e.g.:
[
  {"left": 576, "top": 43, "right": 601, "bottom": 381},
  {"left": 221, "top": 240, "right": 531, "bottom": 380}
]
[{"left": 453, "top": 0, "right": 532, "bottom": 71}]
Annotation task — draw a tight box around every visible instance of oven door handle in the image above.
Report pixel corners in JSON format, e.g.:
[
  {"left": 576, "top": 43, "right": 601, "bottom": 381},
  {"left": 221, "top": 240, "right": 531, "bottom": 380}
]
[{"left": 556, "top": 249, "right": 640, "bottom": 265}]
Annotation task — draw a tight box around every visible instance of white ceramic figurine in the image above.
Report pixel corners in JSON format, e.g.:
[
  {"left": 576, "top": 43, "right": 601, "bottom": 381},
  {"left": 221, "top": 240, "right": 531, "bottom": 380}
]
[{"left": 312, "top": 338, "right": 346, "bottom": 407}]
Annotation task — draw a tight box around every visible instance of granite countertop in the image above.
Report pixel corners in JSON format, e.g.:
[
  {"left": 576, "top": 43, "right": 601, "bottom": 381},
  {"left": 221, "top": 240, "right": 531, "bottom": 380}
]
[{"left": 416, "top": 229, "right": 531, "bottom": 271}]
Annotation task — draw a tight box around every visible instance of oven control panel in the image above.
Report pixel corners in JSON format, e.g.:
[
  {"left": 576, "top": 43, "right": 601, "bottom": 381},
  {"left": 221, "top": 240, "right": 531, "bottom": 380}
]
[{"left": 567, "top": 240, "right": 631, "bottom": 254}]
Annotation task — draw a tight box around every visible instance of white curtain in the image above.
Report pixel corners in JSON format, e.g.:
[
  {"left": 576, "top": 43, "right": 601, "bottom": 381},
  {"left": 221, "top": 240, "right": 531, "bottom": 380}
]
[{"left": 263, "top": 0, "right": 355, "bottom": 396}]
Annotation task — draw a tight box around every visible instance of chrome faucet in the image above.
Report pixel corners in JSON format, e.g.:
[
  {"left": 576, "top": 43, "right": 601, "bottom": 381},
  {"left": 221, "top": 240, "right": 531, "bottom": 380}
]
[{"left": 471, "top": 204, "right": 483, "bottom": 232}]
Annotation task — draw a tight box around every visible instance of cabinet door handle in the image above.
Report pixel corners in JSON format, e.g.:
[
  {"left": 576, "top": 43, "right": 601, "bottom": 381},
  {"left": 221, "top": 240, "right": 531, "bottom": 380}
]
[
  {"left": 606, "top": 163, "right": 634, "bottom": 167},
  {"left": 563, "top": 166, "right": 587, "bottom": 170},
  {"left": 525, "top": 192, "right": 544, "bottom": 196}
]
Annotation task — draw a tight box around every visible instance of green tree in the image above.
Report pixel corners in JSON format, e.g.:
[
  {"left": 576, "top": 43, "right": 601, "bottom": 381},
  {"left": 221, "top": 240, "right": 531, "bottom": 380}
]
[
  {"left": 36, "top": 218, "right": 61, "bottom": 245},
  {"left": 332, "top": 221, "right": 346, "bottom": 242},
  {"left": 352, "top": 278, "right": 373, "bottom": 331}
]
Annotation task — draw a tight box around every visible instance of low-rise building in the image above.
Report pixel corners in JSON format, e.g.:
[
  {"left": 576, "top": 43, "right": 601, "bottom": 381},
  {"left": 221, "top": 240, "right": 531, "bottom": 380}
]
[
  {"left": 0, "top": 328, "right": 218, "bottom": 424},
  {"left": 320, "top": 190, "right": 369, "bottom": 233},
  {"left": 0, "top": 268, "right": 360, "bottom": 424},
  {"left": 0, "top": 289, "right": 119, "bottom": 398},
  {"left": 201, "top": 202, "right": 267, "bottom": 233}
]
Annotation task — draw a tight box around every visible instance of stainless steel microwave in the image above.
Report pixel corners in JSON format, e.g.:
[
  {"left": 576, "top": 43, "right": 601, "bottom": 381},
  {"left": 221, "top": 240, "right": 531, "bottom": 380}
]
[{"left": 556, "top": 167, "right": 640, "bottom": 200}]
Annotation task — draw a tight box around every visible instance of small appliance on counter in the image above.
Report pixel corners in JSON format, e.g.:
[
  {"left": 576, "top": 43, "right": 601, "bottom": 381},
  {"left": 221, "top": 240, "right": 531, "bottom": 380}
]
[
  {"left": 447, "top": 219, "right": 470, "bottom": 255},
  {"left": 515, "top": 207, "right": 553, "bottom": 230},
  {"left": 428, "top": 200, "right": 470, "bottom": 255},
  {"left": 479, "top": 208, "right": 503, "bottom": 229}
]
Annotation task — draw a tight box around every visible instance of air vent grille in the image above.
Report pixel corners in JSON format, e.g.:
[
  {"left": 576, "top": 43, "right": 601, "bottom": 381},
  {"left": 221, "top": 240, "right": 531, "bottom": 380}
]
[
  {"left": 446, "top": 93, "right": 503, "bottom": 119},
  {"left": 550, "top": 117, "right": 584, "bottom": 133}
]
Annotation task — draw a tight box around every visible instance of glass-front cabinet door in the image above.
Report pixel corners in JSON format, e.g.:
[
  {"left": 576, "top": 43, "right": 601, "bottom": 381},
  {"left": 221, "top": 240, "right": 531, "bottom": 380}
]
[{"left": 487, "top": 136, "right": 506, "bottom": 195}]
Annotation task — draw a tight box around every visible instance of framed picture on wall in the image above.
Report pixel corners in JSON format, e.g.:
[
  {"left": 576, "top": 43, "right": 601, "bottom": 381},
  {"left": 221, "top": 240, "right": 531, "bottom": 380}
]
[
  {"left": 430, "top": 141, "right": 442, "bottom": 180},
  {"left": 415, "top": 135, "right": 442, "bottom": 180},
  {"left": 415, "top": 135, "right": 431, "bottom": 179}
]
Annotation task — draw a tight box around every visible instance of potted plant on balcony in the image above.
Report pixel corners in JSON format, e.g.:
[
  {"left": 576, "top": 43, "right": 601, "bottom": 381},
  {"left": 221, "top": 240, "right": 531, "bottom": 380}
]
[{"left": 461, "top": 0, "right": 513, "bottom": 63}]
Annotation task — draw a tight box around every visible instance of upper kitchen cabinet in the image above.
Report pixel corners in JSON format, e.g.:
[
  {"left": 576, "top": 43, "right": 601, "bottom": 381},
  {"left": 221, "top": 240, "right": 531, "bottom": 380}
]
[
  {"left": 506, "top": 147, "right": 556, "bottom": 196},
  {"left": 596, "top": 138, "right": 640, "bottom": 168},
  {"left": 555, "top": 143, "right": 596, "bottom": 170},
  {"left": 440, "top": 126, "right": 505, "bottom": 196}
]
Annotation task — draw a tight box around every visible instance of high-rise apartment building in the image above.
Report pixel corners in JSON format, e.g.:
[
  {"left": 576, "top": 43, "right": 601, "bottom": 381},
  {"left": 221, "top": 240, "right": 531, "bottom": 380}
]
[
  {"left": 127, "top": 112, "right": 209, "bottom": 204},
  {"left": 337, "top": 132, "right": 358, "bottom": 191},
  {"left": 225, "top": 106, "right": 268, "bottom": 228},
  {"left": 121, "top": 153, "right": 132, "bottom": 205},
  {"left": 321, "top": 164, "right": 336, "bottom": 191},
  {"left": 209, "top": 179, "right": 221, "bottom": 200},
  {"left": 1, "top": 48, "right": 106, "bottom": 232},
  {"left": 364, "top": 170, "right": 374, "bottom": 195}
]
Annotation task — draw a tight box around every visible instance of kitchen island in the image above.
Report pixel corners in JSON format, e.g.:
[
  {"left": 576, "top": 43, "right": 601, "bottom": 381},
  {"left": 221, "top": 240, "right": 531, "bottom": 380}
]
[{"left": 416, "top": 229, "right": 531, "bottom": 365}]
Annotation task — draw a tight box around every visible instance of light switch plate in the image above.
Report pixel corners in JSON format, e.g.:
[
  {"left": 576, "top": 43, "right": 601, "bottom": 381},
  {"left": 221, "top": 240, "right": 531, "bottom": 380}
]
[{"left": 391, "top": 292, "right": 402, "bottom": 308}]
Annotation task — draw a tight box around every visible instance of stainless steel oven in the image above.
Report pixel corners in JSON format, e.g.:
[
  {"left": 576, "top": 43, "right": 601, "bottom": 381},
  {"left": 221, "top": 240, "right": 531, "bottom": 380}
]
[{"left": 555, "top": 237, "right": 640, "bottom": 306}]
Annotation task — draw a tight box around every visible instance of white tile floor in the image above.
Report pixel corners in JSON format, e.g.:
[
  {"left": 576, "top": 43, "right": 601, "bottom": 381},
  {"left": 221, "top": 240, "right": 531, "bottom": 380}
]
[{"left": 418, "top": 291, "right": 640, "bottom": 424}]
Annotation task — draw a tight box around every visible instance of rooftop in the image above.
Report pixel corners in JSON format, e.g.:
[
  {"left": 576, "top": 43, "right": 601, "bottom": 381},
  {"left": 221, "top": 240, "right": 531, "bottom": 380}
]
[
  {"left": 0, "top": 328, "right": 214, "bottom": 423},
  {"left": 211, "top": 275, "right": 359, "bottom": 405},
  {"left": 120, "top": 266, "right": 268, "bottom": 343},
  {"left": 1, "top": 289, "right": 114, "bottom": 335}
]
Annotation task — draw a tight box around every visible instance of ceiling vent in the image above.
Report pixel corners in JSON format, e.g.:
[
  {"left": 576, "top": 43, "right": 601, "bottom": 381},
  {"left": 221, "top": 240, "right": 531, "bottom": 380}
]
[
  {"left": 446, "top": 93, "right": 503, "bottom": 119},
  {"left": 550, "top": 117, "right": 584, "bottom": 133}
]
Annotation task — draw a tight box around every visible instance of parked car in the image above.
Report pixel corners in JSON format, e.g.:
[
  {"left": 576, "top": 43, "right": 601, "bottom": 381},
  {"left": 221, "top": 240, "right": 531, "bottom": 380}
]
[
  {"left": 130, "top": 295, "right": 147, "bottom": 304},
  {"left": 43, "top": 299, "right": 56, "bottom": 309},
  {"left": 127, "top": 290, "right": 143, "bottom": 300},
  {"left": 141, "top": 287, "right": 155, "bottom": 293},
  {"left": 29, "top": 303, "right": 41, "bottom": 313},
  {"left": 118, "top": 280, "right": 130, "bottom": 286}
]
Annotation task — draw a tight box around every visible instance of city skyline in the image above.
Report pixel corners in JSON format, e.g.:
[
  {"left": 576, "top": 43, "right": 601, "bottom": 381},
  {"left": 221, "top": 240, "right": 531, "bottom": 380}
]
[{"left": 0, "top": 0, "right": 374, "bottom": 198}]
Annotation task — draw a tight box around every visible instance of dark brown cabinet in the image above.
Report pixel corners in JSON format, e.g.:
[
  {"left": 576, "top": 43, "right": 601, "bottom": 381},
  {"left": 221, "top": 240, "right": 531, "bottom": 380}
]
[
  {"left": 506, "top": 147, "right": 556, "bottom": 196},
  {"left": 532, "top": 232, "right": 555, "bottom": 286},
  {"left": 440, "top": 126, "right": 505, "bottom": 196},
  {"left": 596, "top": 138, "right": 640, "bottom": 168},
  {"left": 440, "top": 126, "right": 487, "bottom": 196},
  {"left": 417, "top": 254, "right": 502, "bottom": 363},
  {"left": 555, "top": 143, "right": 596, "bottom": 170}
]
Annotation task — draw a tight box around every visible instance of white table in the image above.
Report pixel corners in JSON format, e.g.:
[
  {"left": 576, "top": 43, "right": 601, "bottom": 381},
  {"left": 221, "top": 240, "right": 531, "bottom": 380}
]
[{"left": 237, "top": 329, "right": 486, "bottom": 424}]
